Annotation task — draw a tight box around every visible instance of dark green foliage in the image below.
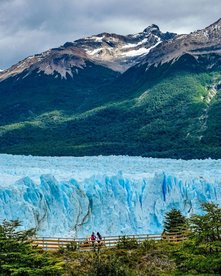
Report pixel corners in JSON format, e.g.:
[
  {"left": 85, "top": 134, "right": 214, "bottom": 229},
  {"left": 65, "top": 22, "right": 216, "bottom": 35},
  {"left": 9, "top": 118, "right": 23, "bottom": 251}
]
[
  {"left": 0, "top": 55, "right": 221, "bottom": 158},
  {"left": 173, "top": 203, "right": 221, "bottom": 275},
  {"left": 61, "top": 242, "right": 176, "bottom": 276},
  {"left": 189, "top": 202, "right": 221, "bottom": 244},
  {"left": 58, "top": 241, "right": 78, "bottom": 254},
  {"left": 116, "top": 236, "right": 139, "bottom": 250},
  {"left": 89, "top": 252, "right": 129, "bottom": 276},
  {"left": 0, "top": 62, "right": 119, "bottom": 124},
  {"left": 164, "top": 209, "right": 187, "bottom": 233},
  {"left": 66, "top": 241, "right": 78, "bottom": 251},
  {"left": 138, "top": 240, "right": 176, "bottom": 275},
  {"left": 0, "top": 220, "right": 63, "bottom": 275}
]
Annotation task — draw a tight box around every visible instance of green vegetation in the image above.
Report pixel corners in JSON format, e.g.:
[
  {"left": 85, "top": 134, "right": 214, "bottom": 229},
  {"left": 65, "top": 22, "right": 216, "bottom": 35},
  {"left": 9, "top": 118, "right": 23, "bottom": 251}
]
[
  {"left": 174, "top": 203, "right": 221, "bottom": 275},
  {"left": 0, "top": 220, "right": 63, "bottom": 275},
  {"left": 164, "top": 208, "right": 188, "bottom": 233},
  {"left": 117, "top": 236, "right": 139, "bottom": 250},
  {"left": 58, "top": 240, "right": 176, "bottom": 275},
  {"left": 0, "top": 57, "right": 221, "bottom": 158},
  {"left": 1, "top": 203, "right": 220, "bottom": 275}
]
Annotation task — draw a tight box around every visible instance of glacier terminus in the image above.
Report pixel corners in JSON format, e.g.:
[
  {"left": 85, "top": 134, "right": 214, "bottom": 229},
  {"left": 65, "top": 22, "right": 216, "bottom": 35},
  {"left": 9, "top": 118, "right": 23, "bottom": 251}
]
[{"left": 0, "top": 154, "right": 220, "bottom": 237}]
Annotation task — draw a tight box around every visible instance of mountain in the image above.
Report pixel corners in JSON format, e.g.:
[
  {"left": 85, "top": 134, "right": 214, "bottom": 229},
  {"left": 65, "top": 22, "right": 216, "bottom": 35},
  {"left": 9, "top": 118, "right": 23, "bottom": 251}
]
[
  {"left": 1, "top": 154, "right": 220, "bottom": 236},
  {"left": 0, "top": 24, "right": 175, "bottom": 81},
  {"left": 112, "top": 18, "right": 221, "bottom": 158},
  {"left": 0, "top": 20, "right": 221, "bottom": 158},
  {"left": 0, "top": 24, "right": 175, "bottom": 119},
  {"left": 71, "top": 24, "right": 175, "bottom": 72},
  {"left": 140, "top": 18, "right": 221, "bottom": 69}
]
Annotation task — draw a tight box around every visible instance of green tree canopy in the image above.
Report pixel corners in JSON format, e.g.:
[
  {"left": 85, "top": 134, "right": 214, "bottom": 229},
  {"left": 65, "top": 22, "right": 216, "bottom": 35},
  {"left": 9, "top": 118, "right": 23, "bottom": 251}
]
[
  {"left": 189, "top": 202, "right": 221, "bottom": 243},
  {"left": 0, "top": 220, "right": 63, "bottom": 276},
  {"left": 164, "top": 208, "right": 187, "bottom": 233},
  {"left": 173, "top": 203, "right": 221, "bottom": 274}
]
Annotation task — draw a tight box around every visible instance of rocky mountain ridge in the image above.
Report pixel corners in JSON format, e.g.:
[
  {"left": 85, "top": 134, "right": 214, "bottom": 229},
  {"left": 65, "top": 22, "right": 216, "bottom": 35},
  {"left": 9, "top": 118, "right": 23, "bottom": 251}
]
[
  {"left": 140, "top": 18, "right": 221, "bottom": 69},
  {"left": 0, "top": 24, "right": 175, "bottom": 81},
  {"left": 72, "top": 24, "right": 175, "bottom": 71}
]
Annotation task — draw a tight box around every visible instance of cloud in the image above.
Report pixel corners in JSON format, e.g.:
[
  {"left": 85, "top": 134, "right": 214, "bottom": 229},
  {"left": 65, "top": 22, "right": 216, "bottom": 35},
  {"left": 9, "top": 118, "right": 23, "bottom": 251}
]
[{"left": 0, "top": 0, "right": 220, "bottom": 69}]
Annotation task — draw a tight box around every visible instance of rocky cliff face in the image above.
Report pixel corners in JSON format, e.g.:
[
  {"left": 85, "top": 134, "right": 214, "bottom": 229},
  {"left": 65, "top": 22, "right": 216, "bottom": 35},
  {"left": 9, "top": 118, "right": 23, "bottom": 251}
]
[
  {"left": 72, "top": 24, "right": 175, "bottom": 72},
  {"left": 140, "top": 18, "right": 221, "bottom": 69},
  {"left": 0, "top": 25, "right": 176, "bottom": 81}
]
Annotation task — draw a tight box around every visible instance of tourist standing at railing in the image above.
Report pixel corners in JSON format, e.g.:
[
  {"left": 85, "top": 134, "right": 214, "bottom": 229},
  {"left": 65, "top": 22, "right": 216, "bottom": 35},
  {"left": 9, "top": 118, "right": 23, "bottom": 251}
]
[
  {"left": 90, "top": 232, "right": 96, "bottom": 251},
  {"left": 97, "top": 232, "right": 102, "bottom": 243},
  {"left": 90, "top": 232, "right": 96, "bottom": 244}
]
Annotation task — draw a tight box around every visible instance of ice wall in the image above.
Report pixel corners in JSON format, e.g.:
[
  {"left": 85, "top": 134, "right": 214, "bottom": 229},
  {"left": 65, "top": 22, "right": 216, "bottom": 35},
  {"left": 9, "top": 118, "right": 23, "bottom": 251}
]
[{"left": 0, "top": 154, "right": 220, "bottom": 237}]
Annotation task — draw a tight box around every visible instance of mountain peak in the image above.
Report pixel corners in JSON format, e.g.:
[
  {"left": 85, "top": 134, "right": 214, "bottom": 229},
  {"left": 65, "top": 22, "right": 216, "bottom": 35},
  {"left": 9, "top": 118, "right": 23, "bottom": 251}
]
[
  {"left": 204, "top": 17, "right": 221, "bottom": 33},
  {"left": 199, "top": 17, "right": 221, "bottom": 39},
  {"left": 208, "top": 17, "right": 221, "bottom": 27},
  {"left": 0, "top": 23, "right": 175, "bottom": 80},
  {"left": 143, "top": 24, "right": 160, "bottom": 33}
]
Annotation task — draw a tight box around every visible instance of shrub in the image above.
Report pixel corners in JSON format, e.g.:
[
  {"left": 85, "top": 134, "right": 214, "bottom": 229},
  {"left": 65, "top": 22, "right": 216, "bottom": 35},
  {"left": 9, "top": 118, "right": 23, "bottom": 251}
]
[{"left": 117, "top": 236, "right": 139, "bottom": 250}]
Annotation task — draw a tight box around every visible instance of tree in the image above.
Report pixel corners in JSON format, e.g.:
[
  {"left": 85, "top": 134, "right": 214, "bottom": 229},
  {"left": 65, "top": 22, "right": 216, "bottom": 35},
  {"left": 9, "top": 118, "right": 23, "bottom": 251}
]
[
  {"left": 0, "top": 220, "right": 63, "bottom": 276},
  {"left": 164, "top": 208, "right": 187, "bottom": 233},
  {"left": 173, "top": 203, "right": 221, "bottom": 274},
  {"left": 189, "top": 202, "right": 221, "bottom": 243}
]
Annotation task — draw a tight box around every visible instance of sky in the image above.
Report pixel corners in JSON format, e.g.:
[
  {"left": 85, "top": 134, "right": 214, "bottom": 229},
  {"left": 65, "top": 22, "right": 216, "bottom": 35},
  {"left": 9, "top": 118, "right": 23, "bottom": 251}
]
[{"left": 0, "top": 0, "right": 220, "bottom": 69}]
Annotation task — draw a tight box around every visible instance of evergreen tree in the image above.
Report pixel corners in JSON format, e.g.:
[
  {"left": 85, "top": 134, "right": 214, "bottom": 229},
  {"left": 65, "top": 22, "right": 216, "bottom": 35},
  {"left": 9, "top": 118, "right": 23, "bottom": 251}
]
[
  {"left": 0, "top": 220, "right": 63, "bottom": 276},
  {"left": 189, "top": 202, "right": 221, "bottom": 243},
  {"left": 164, "top": 208, "right": 187, "bottom": 233},
  {"left": 173, "top": 203, "right": 221, "bottom": 274}
]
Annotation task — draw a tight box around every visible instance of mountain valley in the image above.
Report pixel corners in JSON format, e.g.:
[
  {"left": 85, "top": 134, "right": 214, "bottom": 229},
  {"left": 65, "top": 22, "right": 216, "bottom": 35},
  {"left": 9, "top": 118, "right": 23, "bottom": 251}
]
[{"left": 0, "top": 19, "right": 221, "bottom": 158}]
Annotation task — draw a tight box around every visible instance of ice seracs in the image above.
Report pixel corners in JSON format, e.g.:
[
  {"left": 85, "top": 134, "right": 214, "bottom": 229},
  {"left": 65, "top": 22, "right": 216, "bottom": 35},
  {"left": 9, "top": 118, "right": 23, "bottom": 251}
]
[{"left": 0, "top": 154, "right": 220, "bottom": 237}]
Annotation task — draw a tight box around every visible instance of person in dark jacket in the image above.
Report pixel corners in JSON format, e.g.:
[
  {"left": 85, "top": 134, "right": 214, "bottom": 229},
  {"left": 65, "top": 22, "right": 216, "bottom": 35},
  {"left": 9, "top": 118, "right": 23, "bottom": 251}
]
[{"left": 97, "top": 232, "right": 102, "bottom": 243}]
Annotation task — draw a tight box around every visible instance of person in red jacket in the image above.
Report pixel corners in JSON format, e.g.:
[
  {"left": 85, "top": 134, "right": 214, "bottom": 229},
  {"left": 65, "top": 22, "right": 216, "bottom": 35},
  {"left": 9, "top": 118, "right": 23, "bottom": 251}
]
[
  {"left": 90, "top": 232, "right": 96, "bottom": 249},
  {"left": 90, "top": 232, "right": 96, "bottom": 242}
]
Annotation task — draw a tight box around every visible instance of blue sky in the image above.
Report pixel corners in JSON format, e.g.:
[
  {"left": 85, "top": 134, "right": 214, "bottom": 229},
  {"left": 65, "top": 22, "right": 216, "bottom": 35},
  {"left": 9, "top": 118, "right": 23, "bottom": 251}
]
[{"left": 0, "top": 0, "right": 220, "bottom": 69}]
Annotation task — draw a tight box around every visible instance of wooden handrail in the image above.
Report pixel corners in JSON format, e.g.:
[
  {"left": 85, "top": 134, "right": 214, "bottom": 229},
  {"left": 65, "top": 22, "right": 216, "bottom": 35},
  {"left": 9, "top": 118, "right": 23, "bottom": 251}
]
[{"left": 32, "top": 233, "right": 186, "bottom": 251}]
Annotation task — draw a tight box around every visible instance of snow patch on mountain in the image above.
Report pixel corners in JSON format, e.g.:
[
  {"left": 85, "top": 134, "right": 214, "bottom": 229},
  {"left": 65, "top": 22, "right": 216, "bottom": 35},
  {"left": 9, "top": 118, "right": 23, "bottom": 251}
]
[
  {"left": 124, "top": 47, "right": 151, "bottom": 57},
  {"left": 124, "top": 39, "right": 162, "bottom": 57},
  {"left": 86, "top": 47, "right": 103, "bottom": 56},
  {"left": 122, "top": 38, "right": 149, "bottom": 49}
]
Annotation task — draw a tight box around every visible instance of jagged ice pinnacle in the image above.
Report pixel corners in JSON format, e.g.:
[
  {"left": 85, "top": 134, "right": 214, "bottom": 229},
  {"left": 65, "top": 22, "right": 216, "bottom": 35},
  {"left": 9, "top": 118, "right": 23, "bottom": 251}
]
[{"left": 0, "top": 154, "right": 220, "bottom": 237}]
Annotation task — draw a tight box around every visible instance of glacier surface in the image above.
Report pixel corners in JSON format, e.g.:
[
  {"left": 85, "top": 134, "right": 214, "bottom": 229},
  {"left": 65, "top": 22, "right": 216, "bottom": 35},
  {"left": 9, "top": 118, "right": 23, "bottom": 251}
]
[{"left": 0, "top": 154, "right": 221, "bottom": 237}]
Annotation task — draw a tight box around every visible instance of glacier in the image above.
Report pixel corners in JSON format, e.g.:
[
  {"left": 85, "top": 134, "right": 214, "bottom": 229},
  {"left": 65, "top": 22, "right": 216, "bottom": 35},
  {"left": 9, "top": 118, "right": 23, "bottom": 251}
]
[{"left": 0, "top": 154, "right": 221, "bottom": 237}]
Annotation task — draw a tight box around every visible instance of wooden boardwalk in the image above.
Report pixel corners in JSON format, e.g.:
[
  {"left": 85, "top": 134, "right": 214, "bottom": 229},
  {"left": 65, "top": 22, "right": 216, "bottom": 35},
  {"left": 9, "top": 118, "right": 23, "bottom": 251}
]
[{"left": 32, "top": 233, "right": 186, "bottom": 251}]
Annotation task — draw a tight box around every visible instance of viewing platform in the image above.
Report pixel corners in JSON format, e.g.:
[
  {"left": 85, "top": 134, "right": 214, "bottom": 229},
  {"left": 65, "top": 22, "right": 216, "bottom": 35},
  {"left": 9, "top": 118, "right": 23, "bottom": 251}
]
[{"left": 32, "top": 233, "right": 187, "bottom": 251}]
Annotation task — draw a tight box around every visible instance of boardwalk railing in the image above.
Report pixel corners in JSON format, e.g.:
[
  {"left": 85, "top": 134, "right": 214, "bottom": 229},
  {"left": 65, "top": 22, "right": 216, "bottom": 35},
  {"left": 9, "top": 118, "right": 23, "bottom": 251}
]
[
  {"left": 32, "top": 233, "right": 186, "bottom": 251},
  {"left": 162, "top": 231, "right": 188, "bottom": 243}
]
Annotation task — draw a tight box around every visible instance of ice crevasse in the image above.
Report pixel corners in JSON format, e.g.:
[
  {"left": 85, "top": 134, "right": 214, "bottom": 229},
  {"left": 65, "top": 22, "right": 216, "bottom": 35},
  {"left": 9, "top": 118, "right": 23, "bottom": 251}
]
[{"left": 0, "top": 154, "right": 220, "bottom": 237}]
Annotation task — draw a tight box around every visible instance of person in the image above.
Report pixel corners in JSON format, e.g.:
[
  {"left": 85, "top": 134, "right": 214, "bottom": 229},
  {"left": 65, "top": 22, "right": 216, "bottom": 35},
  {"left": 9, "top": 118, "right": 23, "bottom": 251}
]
[
  {"left": 90, "top": 232, "right": 96, "bottom": 243},
  {"left": 97, "top": 232, "right": 102, "bottom": 243},
  {"left": 90, "top": 232, "right": 96, "bottom": 250}
]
